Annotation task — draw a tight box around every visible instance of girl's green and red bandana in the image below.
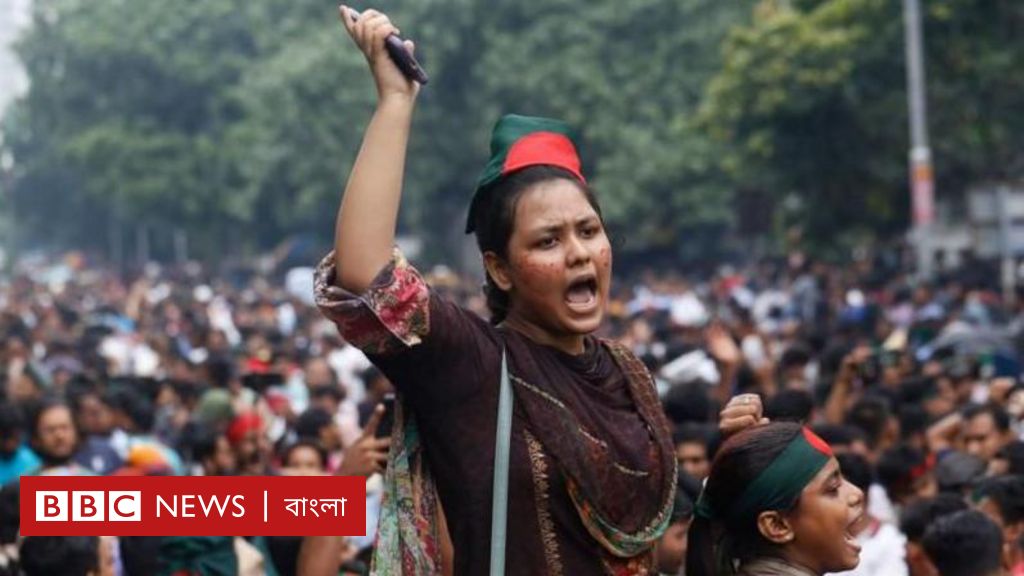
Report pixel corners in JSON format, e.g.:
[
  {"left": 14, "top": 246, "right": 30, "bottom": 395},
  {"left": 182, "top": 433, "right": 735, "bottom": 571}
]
[
  {"left": 465, "top": 114, "right": 585, "bottom": 233},
  {"left": 696, "top": 427, "right": 833, "bottom": 521}
]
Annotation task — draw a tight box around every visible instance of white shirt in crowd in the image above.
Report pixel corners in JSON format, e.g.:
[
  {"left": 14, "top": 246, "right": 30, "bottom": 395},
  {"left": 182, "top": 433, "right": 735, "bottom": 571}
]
[
  {"left": 829, "top": 519, "right": 907, "bottom": 576},
  {"left": 328, "top": 344, "right": 372, "bottom": 405}
]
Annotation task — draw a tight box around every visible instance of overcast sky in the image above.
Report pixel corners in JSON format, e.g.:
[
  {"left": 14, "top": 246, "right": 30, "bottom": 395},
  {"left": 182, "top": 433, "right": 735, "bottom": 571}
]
[{"left": 0, "top": 0, "right": 31, "bottom": 117}]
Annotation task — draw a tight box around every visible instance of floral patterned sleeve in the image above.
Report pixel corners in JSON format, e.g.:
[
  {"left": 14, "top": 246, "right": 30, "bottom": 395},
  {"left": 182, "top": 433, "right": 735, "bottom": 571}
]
[{"left": 313, "top": 249, "right": 431, "bottom": 357}]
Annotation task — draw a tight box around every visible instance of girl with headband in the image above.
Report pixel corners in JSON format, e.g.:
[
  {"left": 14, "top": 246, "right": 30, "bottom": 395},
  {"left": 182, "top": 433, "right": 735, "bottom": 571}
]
[
  {"left": 308, "top": 6, "right": 677, "bottom": 575},
  {"left": 687, "top": 422, "right": 866, "bottom": 576}
]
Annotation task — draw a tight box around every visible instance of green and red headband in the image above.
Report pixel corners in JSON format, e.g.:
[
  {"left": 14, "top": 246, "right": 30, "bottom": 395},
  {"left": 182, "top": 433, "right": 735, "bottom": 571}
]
[
  {"left": 465, "top": 114, "right": 586, "bottom": 234},
  {"left": 696, "top": 427, "right": 833, "bottom": 522}
]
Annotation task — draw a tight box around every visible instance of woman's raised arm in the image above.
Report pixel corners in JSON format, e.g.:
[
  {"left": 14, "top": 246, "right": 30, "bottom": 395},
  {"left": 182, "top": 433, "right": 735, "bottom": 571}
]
[{"left": 333, "top": 6, "right": 421, "bottom": 293}]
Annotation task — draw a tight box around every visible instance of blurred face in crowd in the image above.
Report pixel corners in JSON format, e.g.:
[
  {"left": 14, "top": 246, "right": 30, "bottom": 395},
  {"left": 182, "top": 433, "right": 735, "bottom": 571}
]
[
  {"left": 319, "top": 421, "right": 343, "bottom": 453},
  {"left": 675, "top": 441, "right": 710, "bottom": 481},
  {"left": 628, "top": 318, "right": 653, "bottom": 346},
  {"left": 924, "top": 380, "right": 956, "bottom": 418},
  {"left": 233, "top": 430, "right": 270, "bottom": 473},
  {"left": 912, "top": 473, "right": 939, "bottom": 503},
  {"left": 33, "top": 405, "right": 78, "bottom": 465},
  {"left": 284, "top": 445, "right": 326, "bottom": 476},
  {"left": 204, "top": 435, "right": 237, "bottom": 476},
  {"left": 922, "top": 361, "right": 944, "bottom": 378},
  {"left": 782, "top": 364, "right": 812, "bottom": 391},
  {"left": 989, "top": 456, "right": 1010, "bottom": 477},
  {"left": 304, "top": 358, "right": 337, "bottom": 389},
  {"left": 52, "top": 369, "right": 76, "bottom": 393},
  {"left": 245, "top": 334, "right": 273, "bottom": 363},
  {"left": 890, "top": 464, "right": 938, "bottom": 507},
  {"left": 912, "top": 287, "right": 932, "bottom": 307},
  {"left": 311, "top": 390, "right": 341, "bottom": 417},
  {"left": 7, "top": 365, "right": 40, "bottom": 403},
  {"left": 905, "top": 540, "right": 938, "bottom": 576},
  {"left": 76, "top": 393, "right": 115, "bottom": 436},
  {"left": 96, "top": 536, "right": 117, "bottom": 576},
  {"left": 1, "top": 435, "right": 18, "bottom": 458},
  {"left": 111, "top": 406, "right": 135, "bottom": 433},
  {"left": 964, "top": 413, "right": 1011, "bottom": 461},
  {"left": 951, "top": 377, "right": 974, "bottom": 405},
  {"left": 881, "top": 363, "right": 903, "bottom": 389},
  {"left": 1009, "top": 390, "right": 1024, "bottom": 421},
  {"left": 207, "top": 330, "right": 230, "bottom": 353},
  {"left": 653, "top": 518, "right": 690, "bottom": 575},
  {"left": 976, "top": 496, "right": 1024, "bottom": 570}
]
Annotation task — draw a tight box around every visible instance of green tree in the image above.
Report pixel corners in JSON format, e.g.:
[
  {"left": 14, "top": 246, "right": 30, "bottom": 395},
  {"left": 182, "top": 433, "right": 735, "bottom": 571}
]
[
  {"left": 3, "top": 0, "right": 753, "bottom": 266},
  {"left": 3, "top": 0, "right": 311, "bottom": 258},
  {"left": 700, "top": 0, "right": 1024, "bottom": 252},
  {"left": 459, "top": 0, "right": 751, "bottom": 262}
]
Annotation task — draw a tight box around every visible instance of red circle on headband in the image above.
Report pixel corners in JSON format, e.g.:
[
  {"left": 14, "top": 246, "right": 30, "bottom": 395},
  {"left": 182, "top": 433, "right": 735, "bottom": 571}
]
[
  {"left": 803, "top": 427, "right": 834, "bottom": 457},
  {"left": 502, "top": 132, "right": 585, "bottom": 184}
]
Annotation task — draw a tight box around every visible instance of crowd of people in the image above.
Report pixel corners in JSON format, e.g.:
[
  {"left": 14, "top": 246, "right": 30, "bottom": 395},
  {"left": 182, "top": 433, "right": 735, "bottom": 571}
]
[{"left": 0, "top": 242, "right": 1020, "bottom": 575}]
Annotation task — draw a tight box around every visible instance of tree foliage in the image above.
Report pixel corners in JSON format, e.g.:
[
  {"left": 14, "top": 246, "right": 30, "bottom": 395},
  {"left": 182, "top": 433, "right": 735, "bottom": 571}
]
[
  {"left": 2, "top": 0, "right": 1021, "bottom": 266},
  {"left": 699, "top": 0, "right": 1024, "bottom": 249}
]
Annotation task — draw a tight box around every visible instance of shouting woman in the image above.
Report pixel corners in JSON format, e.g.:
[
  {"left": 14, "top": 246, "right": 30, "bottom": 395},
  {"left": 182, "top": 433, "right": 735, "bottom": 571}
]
[
  {"left": 687, "top": 422, "right": 866, "bottom": 576},
  {"left": 308, "top": 6, "right": 677, "bottom": 575}
]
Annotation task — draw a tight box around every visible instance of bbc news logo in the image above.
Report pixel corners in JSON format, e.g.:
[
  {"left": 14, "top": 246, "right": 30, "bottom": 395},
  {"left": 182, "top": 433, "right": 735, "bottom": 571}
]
[
  {"left": 21, "top": 476, "right": 365, "bottom": 536},
  {"left": 36, "top": 491, "right": 142, "bottom": 522}
]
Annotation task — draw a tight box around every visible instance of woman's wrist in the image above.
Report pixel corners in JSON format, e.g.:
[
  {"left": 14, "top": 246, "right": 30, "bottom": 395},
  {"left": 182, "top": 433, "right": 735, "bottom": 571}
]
[{"left": 377, "top": 92, "right": 417, "bottom": 113}]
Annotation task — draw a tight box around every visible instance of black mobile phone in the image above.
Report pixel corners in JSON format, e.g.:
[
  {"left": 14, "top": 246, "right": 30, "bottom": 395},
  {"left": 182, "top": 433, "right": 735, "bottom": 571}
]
[
  {"left": 346, "top": 8, "right": 429, "bottom": 85},
  {"left": 375, "top": 393, "right": 396, "bottom": 439},
  {"left": 857, "top": 351, "right": 881, "bottom": 384}
]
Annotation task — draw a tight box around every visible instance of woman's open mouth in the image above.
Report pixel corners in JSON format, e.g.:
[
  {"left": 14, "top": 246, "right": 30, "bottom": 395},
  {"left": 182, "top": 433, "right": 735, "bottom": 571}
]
[
  {"left": 844, "top": 511, "right": 867, "bottom": 553},
  {"left": 565, "top": 276, "right": 598, "bottom": 314}
]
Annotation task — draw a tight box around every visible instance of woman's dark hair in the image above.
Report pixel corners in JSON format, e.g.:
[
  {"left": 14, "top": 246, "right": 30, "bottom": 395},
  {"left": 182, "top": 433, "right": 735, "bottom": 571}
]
[
  {"left": 471, "top": 165, "right": 603, "bottom": 325},
  {"left": 686, "top": 422, "right": 804, "bottom": 576}
]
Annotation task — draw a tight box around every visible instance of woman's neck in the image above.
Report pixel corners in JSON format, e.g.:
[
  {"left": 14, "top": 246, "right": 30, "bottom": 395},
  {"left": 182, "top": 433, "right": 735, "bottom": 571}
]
[
  {"left": 741, "top": 556, "right": 819, "bottom": 576},
  {"left": 501, "top": 314, "right": 586, "bottom": 355}
]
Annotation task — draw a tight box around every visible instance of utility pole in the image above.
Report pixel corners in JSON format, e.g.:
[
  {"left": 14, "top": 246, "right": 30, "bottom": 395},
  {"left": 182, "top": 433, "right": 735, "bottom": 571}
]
[
  {"left": 1, "top": 150, "right": 14, "bottom": 274},
  {"left": 997, "top": 185, "right": 1017, "bottom": 306},
  {"left": 903, "top": 0, "right": 935, "bottom": 278}
]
